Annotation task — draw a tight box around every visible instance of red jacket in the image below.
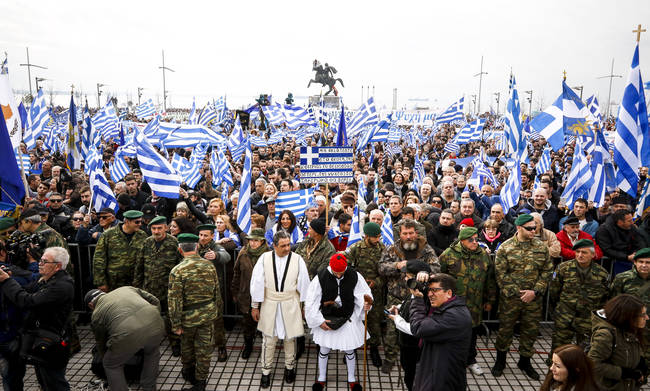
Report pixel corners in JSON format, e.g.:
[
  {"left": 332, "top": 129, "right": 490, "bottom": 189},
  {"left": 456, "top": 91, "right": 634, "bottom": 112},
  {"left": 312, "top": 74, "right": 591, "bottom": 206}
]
[{"left": 556, "top": 230, "right": 603, "bottom": 261}]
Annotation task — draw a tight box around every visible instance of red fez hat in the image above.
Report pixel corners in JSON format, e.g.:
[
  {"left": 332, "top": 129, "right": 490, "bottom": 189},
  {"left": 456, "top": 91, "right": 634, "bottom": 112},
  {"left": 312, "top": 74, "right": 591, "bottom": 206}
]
[{"left": 329, "top": 253, "right": 347, "bottom": 273}]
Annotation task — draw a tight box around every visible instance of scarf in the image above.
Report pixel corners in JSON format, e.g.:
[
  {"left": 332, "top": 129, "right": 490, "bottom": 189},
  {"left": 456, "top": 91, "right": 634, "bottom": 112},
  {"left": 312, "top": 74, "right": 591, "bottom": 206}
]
[
  {"left": 246, "top": 243, "right": 268, "bottom": 266},
  {"left": 482, "top": 230, "right": 501, "bottom": 244}
]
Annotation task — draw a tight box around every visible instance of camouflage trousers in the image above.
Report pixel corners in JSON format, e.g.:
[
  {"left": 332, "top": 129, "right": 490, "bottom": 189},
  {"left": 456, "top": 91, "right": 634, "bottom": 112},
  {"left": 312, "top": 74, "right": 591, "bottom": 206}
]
[
  {"left": 551, "top": 305, "right": 592, "bottom": 356},
  {"left": 383, "top": 296, "right": 402, "bottom": 364},
  {"left": 181, "top": 322, "right": 214, "bottom": 381},
  {"left": 495, "top": 295, "right": 542, "bottom": 358},
  {"left": 366, "top": 287, "right": 384, "bottom": 348},
  {"left": 213, "top": 315, "right": 226, "bottom": 348}
]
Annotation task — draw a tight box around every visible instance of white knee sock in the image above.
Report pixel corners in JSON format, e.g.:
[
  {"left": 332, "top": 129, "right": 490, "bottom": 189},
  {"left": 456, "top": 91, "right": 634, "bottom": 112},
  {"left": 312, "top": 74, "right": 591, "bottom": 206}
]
[
  {"left": 318, "top": 346, "right": 331, "bottom": 382},
  {"left": 344, "top": 350, "right": 356, "bottom": 383}
]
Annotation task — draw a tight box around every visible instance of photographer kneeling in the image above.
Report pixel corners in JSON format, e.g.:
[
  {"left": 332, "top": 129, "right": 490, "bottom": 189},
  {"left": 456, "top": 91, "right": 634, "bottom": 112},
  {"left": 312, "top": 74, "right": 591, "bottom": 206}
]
[
  {"left": 0, "top": 246, "right": 74, "bottom": 391},
  {"left": 409, "top": 273, "right": 472, "bottom": 391}
]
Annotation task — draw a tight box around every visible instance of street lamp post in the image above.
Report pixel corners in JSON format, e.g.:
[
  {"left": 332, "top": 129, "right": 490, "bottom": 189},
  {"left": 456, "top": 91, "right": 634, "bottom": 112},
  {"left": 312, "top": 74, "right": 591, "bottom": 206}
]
[
  {"left": 471, "top": 95, "right": 477, "bottom": 115},
  {"left": 137, "top": 87, "right": 144, "bottom": 105},
  {"left": 35, "top": 77, "right": 47, "bottom": 93},
  {"left": 573, "top": 86, "right": 584, "bottom": 100},
  {"left": 96, "top": 83, "right": 106, "bottom": 108},
  {"left": 525, "top": 90, "right": 533, "bottom": 118},
  {"left": 494, "top": 92, "right": 500, "bottom": 116},
  {"left": 19, "top": 47, "right": 47, "bottom": 99},
  {"left": 598, "top": 58, "right": 622, "bottom": 119},
  {"left": 159, "top": 50, "right": 175, "bottom": 112},
  {"left": 473, "top": 56, "right": 488, "bottom": 114}
]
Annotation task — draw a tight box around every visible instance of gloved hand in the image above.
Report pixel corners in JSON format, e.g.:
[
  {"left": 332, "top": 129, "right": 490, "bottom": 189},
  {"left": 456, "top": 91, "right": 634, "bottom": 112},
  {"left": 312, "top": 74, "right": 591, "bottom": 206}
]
[{"left": 621, "top": 367, "right": 643, "bottom": 380}]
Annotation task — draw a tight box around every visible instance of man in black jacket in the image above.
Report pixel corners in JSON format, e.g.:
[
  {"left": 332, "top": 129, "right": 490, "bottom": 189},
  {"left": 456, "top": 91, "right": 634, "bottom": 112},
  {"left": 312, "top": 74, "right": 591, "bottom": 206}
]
[
  {"left": 0, "top": 246, "right": 74, "bottom": 391},
  {"left": 595, "top": 209, "right": 648, "bottom": 276},
  {"left": 428, "top": 210, "right": 458, "bottom": 255},
  {"left": 409, "top": 273, "right": 472, "bottom": 391}
]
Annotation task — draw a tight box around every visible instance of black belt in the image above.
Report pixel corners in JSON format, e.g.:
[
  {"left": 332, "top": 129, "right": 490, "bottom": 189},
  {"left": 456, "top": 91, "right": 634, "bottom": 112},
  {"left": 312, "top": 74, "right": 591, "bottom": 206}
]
[{"left": 184, "top": 299, "right": 214, "bottom": 311}]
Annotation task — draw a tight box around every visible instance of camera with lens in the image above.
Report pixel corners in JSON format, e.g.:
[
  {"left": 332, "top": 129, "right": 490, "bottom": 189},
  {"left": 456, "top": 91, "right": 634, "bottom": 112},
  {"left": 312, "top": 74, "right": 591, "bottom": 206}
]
[
  {"left": 406, "top": 277, "right": 429, "bottom": 295},
  {"left": 5, "top": 231, "right": 48, "bottom": 268}
]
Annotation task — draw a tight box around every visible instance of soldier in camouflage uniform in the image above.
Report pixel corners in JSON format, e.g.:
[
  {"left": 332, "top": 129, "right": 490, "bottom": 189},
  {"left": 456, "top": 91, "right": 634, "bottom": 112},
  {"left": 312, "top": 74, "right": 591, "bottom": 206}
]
[
  {"left": 294, "top": 218, "right": 335, "bottom": 360},
  {"left": 439, "top": 226, "right": 497, "bottom": 376},
  {"left": 197, "top": 224, "right": 229, "bottom": 362},
  {"left": 93, "top": 210, "right": 147, "bottom": 292},
  {"left": 491, "top": 214, "right": 553, "bottom": 380},
  {"left": 133, "top": 216, "right": 183, "bottom": 356},
  {"left": 378, "top": 219, "right": 439, "bottom": 374},
  {"left": 169, "top": 233, "right": 219, "bottom": 391},
  {"left": 610, "top": 247, "right": 650, "bottom": 359},
  {"left": 346, "top": 222, "right": 386, "bottom": 368},
  {"left": 549, "top": 239, "right": 609, "bottom": 363}
]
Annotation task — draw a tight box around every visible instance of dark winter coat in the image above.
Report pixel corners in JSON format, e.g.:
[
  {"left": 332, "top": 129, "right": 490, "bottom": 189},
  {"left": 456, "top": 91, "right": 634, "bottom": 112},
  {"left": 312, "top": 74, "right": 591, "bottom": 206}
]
[{"left": 409, "top": 296, "right": 472, "bottom": 391}]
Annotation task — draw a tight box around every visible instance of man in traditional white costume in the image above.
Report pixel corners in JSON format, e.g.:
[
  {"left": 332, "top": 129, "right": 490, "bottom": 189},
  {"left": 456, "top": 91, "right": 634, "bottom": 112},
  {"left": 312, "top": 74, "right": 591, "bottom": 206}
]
[
  {"left": 250, "top": 231, "right": 311, "bottom": 388},
  {"left": 306, "top": 253, "right": 373, "bottom": 391}
]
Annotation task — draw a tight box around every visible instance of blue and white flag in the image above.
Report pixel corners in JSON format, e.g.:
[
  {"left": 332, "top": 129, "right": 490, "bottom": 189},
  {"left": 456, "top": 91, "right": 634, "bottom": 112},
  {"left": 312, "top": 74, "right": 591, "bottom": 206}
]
[
  {"left": 411, "top": 152, "right": 425, "bottom": 191},
  {"left": 635, "top": 179, "right": 650, "bottom": 219},
  {"left": 299, "top": 146, "right": 354, "bottom": 184},
  {"left": 504, "top": 76, "right": 527, "bottom": 161},
  {"left": 436, "top": 97, "right": 464, "bottom": 124},
  {"left": 536, "top": 148, "right": 551, "bottom": 175},
  {"left": 188, "top": 98, "right": 197, "bottom": 124},
  {"left": 381, "top": 211, "right": 394, "bottom": 246},
  {"left": 585, "top": 95, "right": 603, "bottom": 128},
  {"left": 135, "top": 98, "right": 156, "bottom": 119},
  {"left": 198, "top": 102, "right": 219, "bottom": 127},
  {"left": 357, "top": 176, "right": 367, "bottom": 200},
  {"left": 92, "top": 101, "right": 120, "bottom": 141},
  {"left": 335, "top": 104, "right": 348, "bottom": 146},
  {"left": 109, "top": 155, "right": 130, "bottom": 182},
  {"left": 228, "top": 116, "right": 246, "bottom": 162},
  {"left": 14, "top": 148, "right": 29, "bottom": 173},
  {"left": 236, "top": 144, "right": 252, "bottom": 234},
  {"left": 615, "top": 43, "right": 650, "bottom": 197},
  {"left": 135, "top": 127, "right": 180, "bottom": 198},
  {"left": 86, "top": 145, "right": 118, "bottom": 213},
  {"left": 500, "top": 161, "right": 521, "bottom": 212},
  {"left": 275, "top": 188, "right": 315, "bottom": 219},
  {"left": 25, "top": 89, "right": 49, "bottom": 150},
  {"left": 347, "top": 97, "right": 379, "bottom": 138},
  {"left": 587, "top": 129, "right": 609, "bottom": 207},
  {"left": 471, "top": 158, "right": 498, "bottom": 187},
  {"left": 561, "top": 141, "right": 594, "bottom": 208},
  {"left": 454, "top": 118, "right": 486, "bottom": 144},
  {"left": 346, "top": 205, "right": 362, "bottom": 249},
  {"left": 444, "top": 142, "right": 460, "bottom": 155},
  {"left": 66, "top": 95, "right": 82, "bottom": 171}
]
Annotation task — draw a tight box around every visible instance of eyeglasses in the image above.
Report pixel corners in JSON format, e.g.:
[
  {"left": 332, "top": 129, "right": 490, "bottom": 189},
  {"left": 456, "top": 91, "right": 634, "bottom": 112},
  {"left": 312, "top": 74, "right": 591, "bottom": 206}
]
[
  {"left": 99, "top": 215, "right": 112, "bottom": 220},
  {"left": 49, "top": 199, "right": 62, "bottom": 203},
  {"left": 38, "top": 259, "right": 58, "bottom": 265},
  {"left": 522, "top": 225, "right": 537, "bottom": 232},
  {"left": 72, "top": 217, "right": 83, "bottom": 221},
  {"left": 465, "top": 237, "right": 477, "bottom": 243},
  {"left": 429, "top": 287, "right": 446, "bottom": 293}
]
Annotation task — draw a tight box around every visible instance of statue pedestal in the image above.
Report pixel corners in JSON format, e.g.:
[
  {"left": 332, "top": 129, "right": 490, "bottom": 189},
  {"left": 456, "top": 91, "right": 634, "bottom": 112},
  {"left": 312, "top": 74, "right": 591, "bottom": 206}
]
[{"left": 309, "top": 95, "right": 341, "bottom": 108}]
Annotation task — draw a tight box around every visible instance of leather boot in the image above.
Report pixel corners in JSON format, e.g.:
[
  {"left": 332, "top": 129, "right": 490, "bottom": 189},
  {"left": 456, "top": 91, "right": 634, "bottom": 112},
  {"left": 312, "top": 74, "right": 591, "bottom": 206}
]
[
  {"left": 296, "top": 336, "right": 305, "bottom": 360},
  {"left": 517, "top": 356, "right": 540, "bottom": 380},
  {"left": 181, "top": 367, "right": 196, "bottom": 385},
  {"left": 182, "top": 380, "right": 206, "bottom": 391},
  {"left": 217, "top": 346, "right": 228, "bottom": 362},
  {"left": 370, "top": 345, "right": 382, "bottom": 368},
  {"left": 241, "top": 337, "right": 254, "bottom": 359},
  {"left": 490, "top": 350, "right": 507, "bottom": 377}
]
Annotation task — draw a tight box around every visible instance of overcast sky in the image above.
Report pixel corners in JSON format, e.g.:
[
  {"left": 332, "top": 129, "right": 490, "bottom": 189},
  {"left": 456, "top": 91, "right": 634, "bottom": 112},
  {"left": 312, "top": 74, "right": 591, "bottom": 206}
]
[{"left": 2, "top": 0, "right": 649, "bottom": 114}]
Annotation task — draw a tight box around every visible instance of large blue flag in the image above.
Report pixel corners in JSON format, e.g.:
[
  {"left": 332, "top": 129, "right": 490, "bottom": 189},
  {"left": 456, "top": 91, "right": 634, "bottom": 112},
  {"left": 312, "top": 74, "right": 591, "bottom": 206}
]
[
  {"left": 0, "top": 107, "right": 25, "bottom": 205},
  {"left": 335, "top": 104, "right": 347, "bottom": 146}
]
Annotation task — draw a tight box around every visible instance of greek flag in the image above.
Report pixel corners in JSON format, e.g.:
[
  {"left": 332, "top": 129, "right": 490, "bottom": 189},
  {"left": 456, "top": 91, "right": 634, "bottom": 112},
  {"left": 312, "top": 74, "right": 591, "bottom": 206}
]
[
  {"left": 228, "top": 116, "right": 246, "bottom": 161},
  {"left": 381, "top": 211, "right": 394, "bottom": 246},
  {"left": 92, "top": 101, "right": 120, "bottom": 141},
  {"left": 347, "top": 97, "right": 379, "bottom": 138},
  {"left": 275, "top": 188, "right": 315, "bottom": 219},
  {"left": 66, "top": 95, "right": 82, "bottom": 171},
  {"left": 236, "top": 144, "right": 252, "bottom": 234},
  {"left": 346, "top": 205, "right": 362, "bottom": 249},
  {"left": 184, "top": 144, "right": 207, "bottom": 188},
  {"left": 358, "top": 176, "right": 367, "bottom": 200},
  {"left": 615, "top": 43, "right": 650, "bottom": 197},
  {"left": 504, "top": 76, "right": 526, "bottom": 161},
  {"left": 25, "top": 89, "right": 49, "bottom": 149},
  {"left": 385, "top": 143, "right": 402, "bottom": 158},
  {"left": 198, "top": 102, "right": 219, "bottom": 127},
  {"left": 635, "top": 179, "right": 650, "bottom": 219},
  {"left": 188, "top": 98, "right": 197, "bottom": 124},
  {"left": 499, "top": 161, "right": 521, "bottom": 212},
  {"left": 357, "top": 120, "right": 390, "bottom": 152},
  {"left": 373, "top": 174, "right": 379, "bottom": 203},
  {"left": 454, "top": 118, "right": 486, "bottom": 144},
  {"left": 135, "top": 98, "right": 156, "bottom": 119},
  {"left": 536, "top": 148, "right": 551, "bottom": 175},
  {"left": 411, "top": 152, "right": 425, "bottom": 191},
  {"left": 14, "top": 148, "right": 30, "bottom": 173},
  {"left": 213, "top": 148, "right": 233, "bottom": 187},
  {"left": 134, "top": 127, "right": 180, "bottom": 198},
  {"left": 109, "top": 155, "right": 130, "bottom": 182},
  {"left": 472, "top": 158, "right": 498, "bottom": 187},
  {"left": 387, "top": 126, "right": 402, "bottom": 143},
  {"left": 585, "top": 95, "right": 603, "bottom": 128},
  {"left": 267, "top": 131, "right": 283, "bottom": 145},
  {"left": 444, "top": 142, "right": 460, "bottom": 155},
  {"left": 561, "top": 141, "right": 594, "bottom": 208},
  {"left": 250, "top": 135, "right": 267, "bottom": 147},
  {"left": 87, "top": 146, "right": 118, "bottom": 213},
  {"left": 436, "top": 97, "right": 464, "bottom": 124},
  {"left": 163, "top": 123, "right": 226, "bottom": 148},
  {"left": 588, "top": 129, "right": 609, "bottom": 207},
  {"left": 262, "top": 104, "right": 318, "bottom": 129}
]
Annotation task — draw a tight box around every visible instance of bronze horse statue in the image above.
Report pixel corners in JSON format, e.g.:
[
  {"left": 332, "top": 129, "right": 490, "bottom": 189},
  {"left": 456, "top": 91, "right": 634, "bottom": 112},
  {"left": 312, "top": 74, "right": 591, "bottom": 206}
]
[{"left": 307, "top": 59, "right": 344, "bottom": 96}]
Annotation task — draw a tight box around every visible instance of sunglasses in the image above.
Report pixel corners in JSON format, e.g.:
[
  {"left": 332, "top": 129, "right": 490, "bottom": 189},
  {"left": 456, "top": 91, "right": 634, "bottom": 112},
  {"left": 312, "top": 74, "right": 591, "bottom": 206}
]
[
  {"left": 72, "top": 217, "right": 83, "bottom": 221},
  {"left": 99, "top": 215, "right": 113, "bottom": 220},
  {"left": 432, "top": 200, "right": 442, "bottom": 204},
  {"left": 465, "top": 237, "right": 477, "bottom": 243},
  {"left": 49, "top": 199, "right": 63, "bottom": 203},
  {"left": 522, "top": 225, "right": 536, "bottom": 232}
]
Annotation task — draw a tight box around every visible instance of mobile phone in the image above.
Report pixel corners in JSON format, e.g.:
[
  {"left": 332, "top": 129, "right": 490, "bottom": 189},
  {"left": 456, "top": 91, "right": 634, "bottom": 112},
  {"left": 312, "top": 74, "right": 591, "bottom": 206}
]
[{"left": 383, "top": 309, "right": 391, "bottom": 315}]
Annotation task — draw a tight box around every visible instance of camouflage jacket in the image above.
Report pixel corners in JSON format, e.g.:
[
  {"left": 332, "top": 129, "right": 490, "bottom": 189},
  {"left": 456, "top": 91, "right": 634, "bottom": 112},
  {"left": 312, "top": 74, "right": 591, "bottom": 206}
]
[
  {"left": 36, "top": 223, "right": 68, "bottom": 249},
  {"left": 610, "top": 267, "right": 650, "bottom": 345},
  {"left": 346, "top": 239, "right": 386, "bottom": 291},
  {"left": 168, "top": 253, "right": 219, "bottom": 330},
  {"left": 378, "top": 236, "right": 440, "bottom": 302},
  {"left": 93, "top": 224, "right": 147, "bottom": 290},
  {"left": 295, "top": 235, "right": 336, "bottom": 280},
  {"left": 549, "top": 260, "right": 609, "bottom": 318},
  {"left": 439, "top": 240, "right": 496, "bottom": 326},
  {"left": 133, "top": 234, "right": 183, "bottom": 308},
  {"left": 495, "top": 236, "right": 552, "bottom": 298}
]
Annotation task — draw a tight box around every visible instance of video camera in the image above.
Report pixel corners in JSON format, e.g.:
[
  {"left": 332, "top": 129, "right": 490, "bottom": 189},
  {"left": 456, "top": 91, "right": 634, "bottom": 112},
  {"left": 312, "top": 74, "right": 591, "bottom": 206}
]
[
  {"left": 406, "top": 277, "right": 429, "bottom": 295},
  {"left": 5, "top": 231, "right": 48, "bottom": 268}
]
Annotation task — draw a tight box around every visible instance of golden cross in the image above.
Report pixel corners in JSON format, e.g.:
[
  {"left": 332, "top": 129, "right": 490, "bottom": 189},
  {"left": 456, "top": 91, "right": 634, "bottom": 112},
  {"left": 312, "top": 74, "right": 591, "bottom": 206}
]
[
  {"left": 633, "top": 24, "right": 646, "bottom": 42},
  {"left": 563, "top": 70, "right": 567, "bottom": 81}
]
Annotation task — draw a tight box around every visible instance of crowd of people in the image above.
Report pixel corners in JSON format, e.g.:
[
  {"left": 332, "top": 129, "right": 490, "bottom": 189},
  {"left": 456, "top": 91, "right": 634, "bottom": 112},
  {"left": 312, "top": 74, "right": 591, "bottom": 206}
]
[{"left": 0, "top": 110, "right": 649, "bottom": 391}]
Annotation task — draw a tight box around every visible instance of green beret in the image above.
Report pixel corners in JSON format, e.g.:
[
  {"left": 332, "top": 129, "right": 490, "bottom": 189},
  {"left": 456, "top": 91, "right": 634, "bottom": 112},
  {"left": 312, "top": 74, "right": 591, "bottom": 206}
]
[
  {"left": 572, "top": 239, "right": 595, "bottom": 251},
  {"left": 634, "top": 248, "right": 650, "bottom": 260},
  {"left": 458, "top": 227, "right": 478, "bottom": 240},
  {"left": 197, "top": 224, "right": 216, "bottom": 232},
  {"left": 0, "top": 217, "right": 16, "bottom": 232},
  {"left": 247, "top": 228, "right": 266, "bottom": 241},
  {"left": 177, "top": 233, "right": 199, "bottom": 243},
  {"left": 148, "top": 216, "right": 167, "bottom": 227},
  {"left": 363, "top": 222, "right": 381, "bottom": 237},
  {"left": 123, "top": 210, "right": 144, "bottom": 220},
  {"left": 515, "top": 214, "right": 534, "bottom": 226}
]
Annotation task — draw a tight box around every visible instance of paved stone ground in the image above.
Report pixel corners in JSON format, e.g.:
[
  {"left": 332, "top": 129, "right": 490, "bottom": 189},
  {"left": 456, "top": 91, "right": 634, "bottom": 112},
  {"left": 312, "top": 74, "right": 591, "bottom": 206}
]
[{"left": 19, "top": 321, "right": 569, "bottom": 391}]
